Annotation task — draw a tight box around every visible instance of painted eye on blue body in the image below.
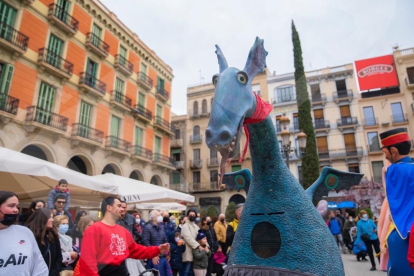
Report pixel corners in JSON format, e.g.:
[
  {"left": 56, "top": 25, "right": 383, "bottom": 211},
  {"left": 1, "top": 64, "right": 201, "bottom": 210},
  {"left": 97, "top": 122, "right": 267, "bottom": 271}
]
[
  {"left": 237, "top": 71, "right": 248, "bottom": 85},
  {"left": 212, "top": 75, "right": 219, "bottom": 87}
]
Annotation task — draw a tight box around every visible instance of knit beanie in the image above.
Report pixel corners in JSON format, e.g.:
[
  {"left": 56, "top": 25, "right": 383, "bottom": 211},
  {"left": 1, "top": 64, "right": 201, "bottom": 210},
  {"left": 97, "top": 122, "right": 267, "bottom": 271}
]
[{"left": 196, "top": 230, "right": 206, "bottom": 241}]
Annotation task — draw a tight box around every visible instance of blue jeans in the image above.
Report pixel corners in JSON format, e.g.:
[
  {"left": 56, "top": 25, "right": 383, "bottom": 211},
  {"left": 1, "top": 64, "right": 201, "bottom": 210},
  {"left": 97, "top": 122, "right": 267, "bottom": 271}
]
[{"left": 180, "top": 262, "right": 194, "bottom": 276}]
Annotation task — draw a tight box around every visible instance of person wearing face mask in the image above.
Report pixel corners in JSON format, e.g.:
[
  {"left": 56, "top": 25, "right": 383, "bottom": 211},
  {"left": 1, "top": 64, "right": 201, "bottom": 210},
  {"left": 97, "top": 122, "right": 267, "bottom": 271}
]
[
  {"left": 177, "top": 215, "right": 187, "bottom": 234},
  {"left": 357, "top": 210, "right": 380, "bottom": 271},
  {"left": 27, "top": 208, "right": 63, "bottom": 276},
  {"left": 54, "top": 215, "right": 77, "bottom": 275},
  {"left": 199, "top": 217, "right": 218, "bottom": 276},
  {"left": 168, "top": 231, "right": 186, "bottom": 276},
  {"left": 0, "top": 191, "right": 49, "bottom": 276},
  {"left": 343, "top": 215, "right": 356, "bottom": 251},
  {"left": 142, "top": 210, "right": 171, "bottom": 276},
  {"left": 132, "top": 213, "right": 144, "bottom": 244},
  {"left": 214, "top": 214, "right": 228, "bottom": 256},
  {"left": 160, "top": 210, "right": 176, "bottom": 237},
  {"left": 181, "top": 208, "right": 200, "bottom": 276}
]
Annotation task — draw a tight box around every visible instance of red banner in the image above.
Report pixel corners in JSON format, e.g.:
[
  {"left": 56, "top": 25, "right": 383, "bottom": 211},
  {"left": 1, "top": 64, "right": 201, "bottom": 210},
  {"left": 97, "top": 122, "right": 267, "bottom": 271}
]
[{"left": 354, "top": 55, "right": 399, "bottom": 92}]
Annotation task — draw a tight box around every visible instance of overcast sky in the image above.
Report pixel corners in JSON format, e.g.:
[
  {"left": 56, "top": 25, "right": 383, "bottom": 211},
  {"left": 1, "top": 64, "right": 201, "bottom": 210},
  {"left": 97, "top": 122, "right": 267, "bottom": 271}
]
[{"left": 100, "top": 0, "right": 414, "bottom": 115}]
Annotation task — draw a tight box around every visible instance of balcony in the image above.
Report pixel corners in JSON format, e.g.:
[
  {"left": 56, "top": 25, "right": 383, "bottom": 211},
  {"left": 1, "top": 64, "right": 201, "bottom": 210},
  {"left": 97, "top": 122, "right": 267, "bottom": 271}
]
[
  {"left": 136, "top": 72, "right": 153, "bottom": 91},
  {"left": 105, "top": 136, "right": 131, "bottom": 155},
  {"left": 405, "top": 69, "right": 414, "bottom": 90},
  {"left": 170, "top": 183, "right": 188, "bottom": 193},
  {"left": 318, "top": 150, "right": 331, "bottom": 162},
  {"left": 70, "top": 123, "right": 103, "bottom": 148},
  {"left": 114, "top": 55, "right": 133, "bottom": 76},
  {"left": 190, "top": 134, "right": 202, "bottom": 144},
  {"left": 153, "top": 153, "right": 175, "bottom": 170},
  {"left": 391, "top": 114, "right": 408, "bottom": 125},
  {"left": 318, "top": 147, "right": 364, "bottom": 162},
  {"left": 189, "top": 109, "right": 200, "bottom": 119},
  {"left": 131, "top": 104, "right": 152, "bottom": 124},
  {"left": 19, "top": 0, "right": 35, "bottom": 5},
  {"left": 207, "top": 158, "right": 220, "bottom": 168},
  {"left": 153, "top": 116, "right": 174, "bottom": 136},
  {"left": 337, "top": 116, "right": 358, "bottom": 130},
  {"left": 0, "top": 95, "right": 19, "bottom": 123},
  {"left": 190, "top": 159, "right": 203, "bottom": 169},
  {"left": 170, "top": 138, "right": 183, "bottom": 148},
  {"left": 201, "top": 106, "right": 211, "bottom": 117},
  {"left": 191, "top": 182, "right": 219, "bottom": 192},
  {"left": 314, "top": 119, "right": 330, "bottom": 133},
  {"left": 85, "top": 32, "right": 109, "bottom": 59},
  {"left": 311, "top": 94, "right": 327, "bottom": 106},
  {"left": 0, "top": 21, "right": 29, "bottom": 56},
  {"left": 25, "top": 106, "right": 68, "bottom": 134},
  {"left": 275, "top": 124, "right": 282, "bottom": 133},
  {"left": 110, "top": 91, "right": 132, "bottom": 112},
  {"left": 362, "top": 117, "right": 379, "bottom": 129},
  {"left": 79, "top": 72, "right": 106, "bottom": 99},
  {"left": 272, "top": 94, "right": 296, "bottom": 106},
  {"left": 333, "top": 90, "right": 353, "bottom": 103},
  {"left": 155, "top": 86, "right": 169, "bottom": 102},
  {"left": 37, "top": 48, "right": 73, "bottom": 81},
  {"left": 290, "top": 122, "right": 300, "bottom": 133},
  {"left": 47, "top": 4, "right": 79, "bottom": 36},
  {"left": 367, "top": 144, "right": 383, "bottom": 155},
  {"left": 173, "top": 160, "right": 185, "bottom": 170},
  {"left": 130, "top": 145, "right": 152, "bottom": 163}
]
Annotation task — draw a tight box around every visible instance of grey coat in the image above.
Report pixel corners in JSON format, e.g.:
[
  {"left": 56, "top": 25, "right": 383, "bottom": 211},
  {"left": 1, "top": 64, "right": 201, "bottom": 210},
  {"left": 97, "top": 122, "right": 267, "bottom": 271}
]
[{"left": 192, "top": 247, "right": 212, "bottom": 269}]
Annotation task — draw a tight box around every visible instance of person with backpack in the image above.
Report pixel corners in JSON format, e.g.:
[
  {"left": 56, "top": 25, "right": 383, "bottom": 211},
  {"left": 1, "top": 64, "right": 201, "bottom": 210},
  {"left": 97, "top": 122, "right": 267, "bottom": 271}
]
[{"left": 327, "top": 211, "right": 347, "bottom": 254}]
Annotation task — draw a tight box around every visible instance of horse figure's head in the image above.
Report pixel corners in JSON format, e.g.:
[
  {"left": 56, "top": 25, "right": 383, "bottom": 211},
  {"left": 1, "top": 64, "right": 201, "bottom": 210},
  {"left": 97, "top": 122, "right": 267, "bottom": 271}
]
[{"left": 206, "top": 37, "right": 267, "bottom": 177}]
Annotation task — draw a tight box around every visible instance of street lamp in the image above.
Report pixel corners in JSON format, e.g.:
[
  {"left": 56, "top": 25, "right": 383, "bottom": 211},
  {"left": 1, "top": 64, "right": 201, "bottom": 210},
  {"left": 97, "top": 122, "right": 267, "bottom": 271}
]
[{"left": 279, "top": 114, "right": 307, "bottom": 167}]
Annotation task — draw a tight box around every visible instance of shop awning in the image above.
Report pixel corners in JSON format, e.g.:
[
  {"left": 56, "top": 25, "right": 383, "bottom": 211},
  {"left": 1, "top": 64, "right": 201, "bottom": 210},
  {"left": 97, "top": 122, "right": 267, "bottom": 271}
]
[{"left": 328, "top": 201, "right": 355, "bottom": 209}]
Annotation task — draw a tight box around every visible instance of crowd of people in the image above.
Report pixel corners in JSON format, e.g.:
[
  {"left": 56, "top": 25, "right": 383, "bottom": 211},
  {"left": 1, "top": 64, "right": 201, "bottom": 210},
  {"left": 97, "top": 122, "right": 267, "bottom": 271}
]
[{"left": 0, "top": 178, "right": 244, "bottom": 276}]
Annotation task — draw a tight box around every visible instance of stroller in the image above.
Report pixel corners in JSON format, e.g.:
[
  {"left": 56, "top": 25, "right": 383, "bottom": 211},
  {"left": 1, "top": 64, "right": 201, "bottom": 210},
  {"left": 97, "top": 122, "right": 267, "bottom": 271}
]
[{"left": 125, "top": 259, "right": 159, "bottom": 276}]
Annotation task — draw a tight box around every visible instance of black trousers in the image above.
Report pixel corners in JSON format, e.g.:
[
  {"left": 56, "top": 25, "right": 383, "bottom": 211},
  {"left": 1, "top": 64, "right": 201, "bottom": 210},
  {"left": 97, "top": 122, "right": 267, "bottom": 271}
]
[
  {"left": 98, "top": 261, "right": 129, "bottom": 276},
  {"left": 219, "top": 242, "right": 227, "bottom": 256},
  {"left": 206, "top": 254, "right": 214, "bottom": 276},
  {"left": 365, "top": 239, "right": 380, "bottom": 268}
]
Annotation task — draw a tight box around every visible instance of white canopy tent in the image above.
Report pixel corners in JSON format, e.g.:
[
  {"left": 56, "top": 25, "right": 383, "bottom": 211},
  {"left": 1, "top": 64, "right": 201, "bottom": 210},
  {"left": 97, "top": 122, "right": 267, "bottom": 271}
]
[
  {"left": 93, "top": 173, "right": 194, "bottom": 204},
  {"left": 0, "top": 147, "right": 118, "bottom": 207},
  {"left": 134, "top": 202, "right": 187, "bottom": 211}
]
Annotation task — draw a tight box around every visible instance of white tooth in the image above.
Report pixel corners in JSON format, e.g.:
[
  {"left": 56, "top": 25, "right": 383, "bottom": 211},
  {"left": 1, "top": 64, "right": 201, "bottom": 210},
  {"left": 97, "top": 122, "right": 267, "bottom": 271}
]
[{"left": 231, "top": 142, "right": 235, "bottom": 146}]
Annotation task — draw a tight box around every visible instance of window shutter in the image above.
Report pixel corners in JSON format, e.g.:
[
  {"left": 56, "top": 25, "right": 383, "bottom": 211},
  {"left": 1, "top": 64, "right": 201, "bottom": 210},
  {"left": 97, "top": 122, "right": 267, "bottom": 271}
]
[
  {"left": 340, "top": 105, "right": 351, "bottom": 117},
  {"left": 344, "top": 133, "right": 356, "bottom": 149},
  {"left": 0, "top": 64, "right": 14, "bottom": 95},
  {"left": 314, "top": 109, "right": 324, "bottom": 119},
  {"left": 317, "top": 136, "right": 328, "bottom": 151}
]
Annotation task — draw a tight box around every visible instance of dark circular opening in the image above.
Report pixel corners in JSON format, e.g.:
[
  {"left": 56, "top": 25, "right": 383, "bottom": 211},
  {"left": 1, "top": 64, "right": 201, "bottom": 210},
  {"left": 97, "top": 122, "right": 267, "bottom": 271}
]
[
  {"left": 21, "top": 145, "right": 48, "bottom": 161},
  {"left": 251, "top": 222, "right": 281, "bottom": 258},
  {"left": 129, "top": 171, "right": 139, "bottom": 180},
  {"left": 229, "top": 194, "right": 245, "bottom": 205},
  {"left": 67, "top": 156, "right": 87, "bottom": 175},
  {"left": 102, "top": 164, "right": 116, "bottom": 174}
]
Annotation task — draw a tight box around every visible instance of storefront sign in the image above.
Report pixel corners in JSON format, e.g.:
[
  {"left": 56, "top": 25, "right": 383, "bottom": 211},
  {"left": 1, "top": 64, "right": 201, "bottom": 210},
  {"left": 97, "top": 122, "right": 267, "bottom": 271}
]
[{"left": 200, "top": 197, "right": 221, "bottom": 206}]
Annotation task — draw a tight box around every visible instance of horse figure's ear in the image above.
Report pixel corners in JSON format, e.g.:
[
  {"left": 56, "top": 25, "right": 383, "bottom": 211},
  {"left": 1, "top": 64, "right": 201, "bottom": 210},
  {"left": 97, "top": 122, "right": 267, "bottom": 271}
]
[
  {"left": 215, "top": 45, "right": 228, "bottom": 73},
  {"left": 243, "top": 37, "right": 268, "bottom": 83}
]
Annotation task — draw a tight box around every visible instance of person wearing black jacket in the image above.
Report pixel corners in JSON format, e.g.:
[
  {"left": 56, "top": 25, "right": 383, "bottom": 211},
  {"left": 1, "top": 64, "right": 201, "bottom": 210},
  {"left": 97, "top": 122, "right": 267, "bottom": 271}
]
[
  {"left": 18, "top": 199, "right": 45, "bottom": 226},
  {"left": 200, "top": 216, "right": 218, "bottom": 276},
  {"left": 27, "top": 208, "right": 63, "bottom": 276}
]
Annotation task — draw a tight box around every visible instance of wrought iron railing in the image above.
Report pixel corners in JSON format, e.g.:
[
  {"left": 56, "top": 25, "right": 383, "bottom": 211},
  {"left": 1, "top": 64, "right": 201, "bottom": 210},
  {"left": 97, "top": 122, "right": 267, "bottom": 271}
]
[
  {"left": 190, "top": 159, "right": 203, "bottom": 169},
  {"left": 86, "top": 32, "right": 109, "bottom": 54},
  {"left": 391, "top": 114, "right": 408, "bottom": 124},
  {"left": 133, "top": 104, "right": 152, "bottom": 120},
  {"left": 275, "top": 94, "right": 296, "bottom": 103},
  {"left": 0, "top": 94, "right": 19, "bottom": 115},
  {"left": 190, "top": 135, "right": 202, "bottom": 143},
  {"left": 314, "top": 119, "right": 330, "bottom": 129},
  {"left": 156, "top": 86, "right": 169, "bottom": 99},
  {"left": 312, "top": 93, "right": 327, "bottom": 103},
  {"left": 115, "top": 54, "right": 133, "bottom": 73},
  {"left": 79, "top": 72, "right": 106, "bottom": 95},
  {"left": 130, "top": 145, "right": 153, "bottom": 159},
  {"left": 0, "top": 21, "right": 29, "bottom": 51},
  {"left": 26, "top": 106, "right": 68, "bottom": 131},
  {"left": 38, "top": 48, "right": 73, "bottom": 75},
  {"left": 207, "top": 158, "right": 220, "bottom": 167},
  {"left": 154, "top": 153, "right": 174, "bottom": 166},
  {"left": 333, "top": 90, "right": 353, "bottom": 100},
  {"left": 367, "top": 144, "right": 382, "bottom": 153},
  {"left": 71, "top": 123, "right": 103, "bottom": 143},
  {"left": 137, "top": 72, "right": 153, "bottom": 87},
  {"left": 48, "top": 3, "right": 79, "bottom": 32},
  {"left": 105, "top": 136, "right": 131, "bottom": 152},
  {"left": 111, "top": 90, "right": 132, "bottom": 107},
  {"left": 337, "top": 116, "right": 358, "bottom": 126},
  {"left": 154, "top": 116, "right": 171, "bottom": 130},
  {"left": 362, "top": 117, "right": 378, "bottom": 127}
]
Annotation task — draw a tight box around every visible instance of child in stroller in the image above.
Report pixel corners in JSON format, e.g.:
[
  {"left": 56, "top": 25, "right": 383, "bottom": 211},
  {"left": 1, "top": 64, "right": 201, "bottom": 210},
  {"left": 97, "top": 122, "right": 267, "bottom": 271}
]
[{"left": 350, "top": 226, "right": 368, "bottom": 261}]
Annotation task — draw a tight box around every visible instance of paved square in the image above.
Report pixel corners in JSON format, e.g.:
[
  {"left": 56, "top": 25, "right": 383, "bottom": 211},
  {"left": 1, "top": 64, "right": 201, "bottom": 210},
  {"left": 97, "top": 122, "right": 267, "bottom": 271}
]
[{"left": 342, "top": 253, "right": 386, "bottom": 276}]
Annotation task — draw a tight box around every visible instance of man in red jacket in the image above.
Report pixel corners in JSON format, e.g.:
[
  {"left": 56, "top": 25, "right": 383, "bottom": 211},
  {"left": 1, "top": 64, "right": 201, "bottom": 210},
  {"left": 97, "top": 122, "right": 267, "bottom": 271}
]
[
  {"left": 79, "top": 196, "right": 170, "bottom": 276},
  {"left": 409, "top": 223, "right": 414, "bottom": 269}
]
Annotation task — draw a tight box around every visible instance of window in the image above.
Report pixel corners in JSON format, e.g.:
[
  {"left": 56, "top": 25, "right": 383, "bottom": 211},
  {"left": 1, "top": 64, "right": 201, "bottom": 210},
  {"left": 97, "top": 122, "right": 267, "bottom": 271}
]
[
  {"left": 210, "top": 149, "right": 217, "bottom": 159},
  {"left": 156, "top": 104, "right": 162, "bottom": 117},
  {"left": 115, "top": 78, "right": 125, "bottom": 103},
  {"left": 193, "top": 126, "right": 200, "bottom": 136},
  {"left": 138, "top": 92, "right": 145, "bottom": 107},
  {"left": 154, "top": 136, "right": 161, "bottom": 154},
  {"left": 91, "top": 24, "right": 102, "bottom": 46},
  {"left": 293, "top": 113, "right": 299, "bottom": 131},
  {"left": 135, "top": 127, "right": 143, "bottom": 146},
  {"left": 86, "top": 58, "right": 98, "bottom": 85},
  {"left": 47, "top": 34, "right": 64, "bottom": 68},
  {"left": 298, "top": 166, "right": 303, "bottom": 184},
  {"left": 335, "top": 79, "right": 347, "bottom": 95},
  {"left": 0, "top": 2, "right": 17, "bottom": 29},
  {"left": 193, "top": 171, "right": 200, "bottom": 184},
  {"left": 372, "top": 161, "right": 384, "bottom": 184},
  {"left": 343, "top": 133, "right": 356, "bottom": 150},
  {"left": 317, "top": 136, "right": 329, "bottom": 158},
  {"left": 193, "top": 149, "right": 200, "bottom": 161},
  {"left": 367, "top": 132, "right": 380, "bottom": 152},
  {"left": 193, "top": 101, "right": 198, "bottom": 116},
  {"left": 157, "top": 77, "right": 165, "bottom": 92},
  {"left": 275, "top": 115, "right": 281, "bottom": 132},
  {"left": 55, "top": 0, "right": 71, "bottom": 21},
  {"left": 391, "top": 102, "right": 404, "bottom": 123},
  {"left": 79, "top": 101, "right": 92, "bottom": 137},
  {"left": 314, "top": 109, "right": 325, "bottom": 128},
  {"left": 37, "top": 82, "right": 56, "bottom": 125},
  {"left": 110, "top": 116, "right": 121, "bottom": 138},
  {"left": 252, "top": 84, "right": 261, "bottom": 96},
  {"left": 141, "top": 63, "right": 147, "bottom": 74},
  {"left": 407, "top": 67, "right": 414, "bottom": 84},
  {"left": 348, "top": 163, "right": 360, "bottom": 174},
  {"left": 363, "top": 106, "right": 376, "bottom": 126},
  {"left": 210, "top": 170, "right": 218, "bottom": 183},
  {"left": 275, "top": 86, "right": 295, "bottom": 103},
  {"left": 172, "top": 172, "right": 181, "bottom": 184},
  {"left": 278, "top": 140, "right": 282, "bottom": 150},
  {"left": 171, "top": 149, "right": 180, "bottom": 161},
  {"left": 119, "top": 46, "right": 127, "bottom": 59},
  {"left": 202, "top": 99, "right": 207, "bottom": 114},
  {"left": 174, "top": 129, "right": 180, "bottom": 139},
  {"left": 0, "top": 63, "right": 14, "bottom": 96},
  {"left": 232, "top": 165, "right": 241, "bottom": 172},
  {"left": 339, "top": 105, "right": 351, "bottom": 118},
  {"left": 310, "top": 84, "right": 321, "bottom": 100}
]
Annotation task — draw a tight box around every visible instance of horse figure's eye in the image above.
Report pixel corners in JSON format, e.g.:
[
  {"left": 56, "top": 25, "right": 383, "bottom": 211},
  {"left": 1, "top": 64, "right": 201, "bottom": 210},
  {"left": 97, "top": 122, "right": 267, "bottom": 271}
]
[
  {"left": 212, "top": 75, "right": 219, "bottom": 87},
  {"left": 237, "top": 72, "right": 248, "bottom": 85}
]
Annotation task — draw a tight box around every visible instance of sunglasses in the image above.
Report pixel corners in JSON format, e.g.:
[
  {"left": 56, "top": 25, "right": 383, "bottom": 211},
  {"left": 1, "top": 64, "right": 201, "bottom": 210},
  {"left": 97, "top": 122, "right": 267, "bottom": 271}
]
[{"left": 56, "top": 201, "right": 66, "bottom": 205}]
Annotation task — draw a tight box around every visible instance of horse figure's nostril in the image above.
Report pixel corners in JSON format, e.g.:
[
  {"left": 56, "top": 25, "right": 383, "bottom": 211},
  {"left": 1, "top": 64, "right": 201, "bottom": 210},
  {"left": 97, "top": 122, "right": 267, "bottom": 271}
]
[
  {"left": 219, "top": 130, "right": 232, "bottom": 143},
  {"left": 206, "top": 129, "right": 212, "bottom": 141}
]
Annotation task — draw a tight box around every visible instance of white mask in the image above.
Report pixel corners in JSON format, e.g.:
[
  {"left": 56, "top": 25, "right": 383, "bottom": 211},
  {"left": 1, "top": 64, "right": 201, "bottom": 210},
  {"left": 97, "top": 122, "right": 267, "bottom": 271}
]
[
  {"left": 175, "top": 237, "right": 180, "bottom": 242},
  {"left": 349, "top": 218, "right": 353, "bottom": 222},
  {"left": 135, "top": 219, "right": 141, "bottom": 224},
  {"left": 157, "top": 215, "right": 163, "bottom": 223},
  {"left": 172, "top": 220, "right": 176, "bottom": 224},
  {"left": 362, "top": 214, "right": 368, "bottom": 220}
]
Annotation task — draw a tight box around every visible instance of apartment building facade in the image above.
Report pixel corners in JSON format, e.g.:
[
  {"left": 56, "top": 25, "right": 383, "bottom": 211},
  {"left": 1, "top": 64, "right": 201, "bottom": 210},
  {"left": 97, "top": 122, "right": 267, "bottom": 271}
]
[
  {"left": 170, "top": 72, "right": 268, "bottom": 212},
  {"left": 0, "top": 0, "right": 175, "bottom": 190}
]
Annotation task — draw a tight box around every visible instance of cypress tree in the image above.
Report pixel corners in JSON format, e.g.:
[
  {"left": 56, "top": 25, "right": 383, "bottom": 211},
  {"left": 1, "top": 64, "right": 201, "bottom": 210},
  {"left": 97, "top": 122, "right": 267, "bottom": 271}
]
[{"left": 292, "top": 21, "right": 320, "bottom": 189}]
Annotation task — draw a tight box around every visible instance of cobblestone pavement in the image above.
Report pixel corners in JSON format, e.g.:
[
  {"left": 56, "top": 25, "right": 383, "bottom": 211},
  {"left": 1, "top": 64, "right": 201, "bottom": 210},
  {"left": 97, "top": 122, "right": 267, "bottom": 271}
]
[{"left": 342, "top": 253, "right": 386, "bottom": 276}]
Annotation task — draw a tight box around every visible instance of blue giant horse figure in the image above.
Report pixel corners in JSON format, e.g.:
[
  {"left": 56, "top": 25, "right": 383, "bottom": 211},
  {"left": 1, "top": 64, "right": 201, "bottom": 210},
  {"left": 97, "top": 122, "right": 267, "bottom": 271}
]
[{"left": 205, "top": 37, "right": 363, "bottom": 276}]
